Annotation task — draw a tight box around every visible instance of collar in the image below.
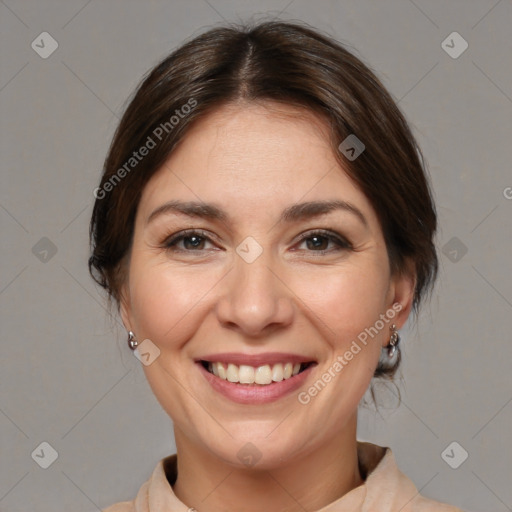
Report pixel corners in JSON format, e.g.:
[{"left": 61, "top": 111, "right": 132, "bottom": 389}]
[{"left": 113, "top": 441, "right": 457, "bottom": 512}]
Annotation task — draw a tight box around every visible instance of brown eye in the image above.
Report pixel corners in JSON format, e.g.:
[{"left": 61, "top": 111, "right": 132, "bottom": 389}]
[
  {"left": 181, "top": 235, "right": 205, "bottom": 250},
  {"left": 295, "top": 230, "right": 352, "bottom": 253},
  {"left": 163, "top": 230, "right": 216, "bottom": 252},
  {"left": 305, "top": 235, "right": 329, "bottom": 251}
]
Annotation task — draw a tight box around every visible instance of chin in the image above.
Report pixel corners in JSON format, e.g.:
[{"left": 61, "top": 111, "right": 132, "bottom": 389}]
[{"left": 199, "top": 428, "right": 308, "bottom": 471}]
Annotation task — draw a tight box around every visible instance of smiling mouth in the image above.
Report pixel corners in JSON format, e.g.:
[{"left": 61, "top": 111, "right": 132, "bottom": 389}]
[{"left": 200, "top": 360, "right": 315, "bottom": 386}]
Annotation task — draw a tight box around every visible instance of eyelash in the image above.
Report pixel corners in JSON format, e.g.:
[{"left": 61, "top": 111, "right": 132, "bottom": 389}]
[
  {"left": 294, "top": 229, "right": 352, "bottom": 252},
  {"left": 161, "top": 228, "right": 352, "bottom": 254}
]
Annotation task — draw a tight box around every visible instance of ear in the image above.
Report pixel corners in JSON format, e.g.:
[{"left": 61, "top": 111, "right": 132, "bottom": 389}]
[{"left": 387, "top": 259, "right": 416, "bottom": 331}]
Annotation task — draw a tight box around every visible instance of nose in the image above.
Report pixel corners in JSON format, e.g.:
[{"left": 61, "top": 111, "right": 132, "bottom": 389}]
[{"left": 215, "top": 254, "right": 295, "bottom": 338}]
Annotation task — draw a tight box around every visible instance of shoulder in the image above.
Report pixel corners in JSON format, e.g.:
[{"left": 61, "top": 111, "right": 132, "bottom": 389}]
[
  {"left": 101, "top": 455, "right": 175, "bottom": 512},
  {"left": 359, "top": 442, "right": 466, "bottom": 512}
]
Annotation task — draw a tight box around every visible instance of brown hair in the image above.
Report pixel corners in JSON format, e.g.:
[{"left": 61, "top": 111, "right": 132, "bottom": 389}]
[{"left": 89, "top": 20, "right": 438, "bottom": 381}]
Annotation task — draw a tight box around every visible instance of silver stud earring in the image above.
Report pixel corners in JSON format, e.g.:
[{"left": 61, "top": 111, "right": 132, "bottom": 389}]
[
  {"left": 387, "top": 324, "right": 400, "bottom": 358},
  {"left": 127, "top": 331, "right": 138, "bottom": 350}
]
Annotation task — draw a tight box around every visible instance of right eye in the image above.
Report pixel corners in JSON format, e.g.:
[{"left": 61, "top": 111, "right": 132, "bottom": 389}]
[{"left": 162, "top": 229, "right": 218, "bottom": 252}]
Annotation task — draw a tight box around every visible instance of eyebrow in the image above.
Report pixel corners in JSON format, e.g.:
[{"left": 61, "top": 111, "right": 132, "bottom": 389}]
[{"left": 146, "top": 199, "right": 368, "bottom": 228}]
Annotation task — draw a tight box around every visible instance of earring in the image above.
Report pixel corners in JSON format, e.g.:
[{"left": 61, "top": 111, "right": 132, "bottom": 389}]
[
  {"left": 387, "top": 324, "right": 400, "bottom": 358},
  {"left": 127, "top": 331, "right": 138, "bottom": 350}
]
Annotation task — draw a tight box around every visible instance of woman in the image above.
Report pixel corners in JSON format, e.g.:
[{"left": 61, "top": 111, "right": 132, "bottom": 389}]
[{"left": 90, "top": 21, "right": 464, "bottom": 512}]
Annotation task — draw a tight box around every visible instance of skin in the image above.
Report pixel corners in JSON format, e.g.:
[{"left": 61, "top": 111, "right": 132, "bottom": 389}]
[{"left": 120, "top": 101, "right": 415, "bottom": 511}]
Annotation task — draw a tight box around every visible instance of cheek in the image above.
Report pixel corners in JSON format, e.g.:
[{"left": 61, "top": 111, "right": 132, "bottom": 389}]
[
  {"left": 293, "top": 259, "right": 390, "bottom": 338},
  {"left": 295, "top": 264, "right": 389, "bottom": 414},
  {"left": 127, "top": 256, "right": 223, "bottom": 348}
]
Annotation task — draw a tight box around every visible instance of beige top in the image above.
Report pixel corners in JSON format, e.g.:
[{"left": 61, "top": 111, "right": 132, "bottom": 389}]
[{"left": 103, "top": 441, "right": 464, "bottom": 511}]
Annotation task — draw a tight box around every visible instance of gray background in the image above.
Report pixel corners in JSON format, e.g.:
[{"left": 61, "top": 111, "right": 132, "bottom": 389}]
[{"left": 1, "top": 1, "right": 511, "bottom": 511}]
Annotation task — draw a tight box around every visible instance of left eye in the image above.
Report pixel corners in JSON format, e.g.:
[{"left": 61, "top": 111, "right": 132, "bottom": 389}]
[{"left": 295, "top": 231, "right": 351, "bottom": 252}]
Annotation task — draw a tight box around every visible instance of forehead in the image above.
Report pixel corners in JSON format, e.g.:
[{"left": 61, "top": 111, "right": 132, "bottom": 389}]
[
  {"left": 171, "top": 102, "right": 334, "bottom": 179},
  {"left": 138, "top": 102, "right": 377, "bottom": 227}
]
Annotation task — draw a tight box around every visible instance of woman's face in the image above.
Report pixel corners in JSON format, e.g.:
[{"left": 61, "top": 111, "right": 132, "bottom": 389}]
[{"left": 120, "top": 102, "right": 414, "bottom": 468}]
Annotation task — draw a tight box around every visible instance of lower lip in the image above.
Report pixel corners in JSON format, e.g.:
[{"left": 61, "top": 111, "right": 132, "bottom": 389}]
[{"left": 197, "top": 362, "right": 316, "bottom": 404}]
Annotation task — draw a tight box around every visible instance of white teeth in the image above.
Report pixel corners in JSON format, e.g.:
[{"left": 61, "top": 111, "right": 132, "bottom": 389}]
[
  {"left": 226, "top": 363, "right": 239, "bottom": 382},
  {"left": 238, "top": 365, "right": 255, "bottom": 384},
  {"left": 272, "top": 363, "right": 284, "bottom": 382},
  {"left": 217, "top": 362, "right": 227, "bottom": 380},
  {"left": 207, "top": 361, "right": 307, "bottom": 385},
  {"left": 255, "top": 365, "right": 272, "bottom": 385}
]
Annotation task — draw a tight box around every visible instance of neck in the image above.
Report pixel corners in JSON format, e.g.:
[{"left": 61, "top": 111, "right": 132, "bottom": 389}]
[{"left": 172, "top": 414, "right": 364, "bottom": 512}]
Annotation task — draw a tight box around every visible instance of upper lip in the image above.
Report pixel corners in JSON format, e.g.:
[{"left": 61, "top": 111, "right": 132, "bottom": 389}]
[{"left": 196, "top": 352, "right": 317, "bottom": 367}]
